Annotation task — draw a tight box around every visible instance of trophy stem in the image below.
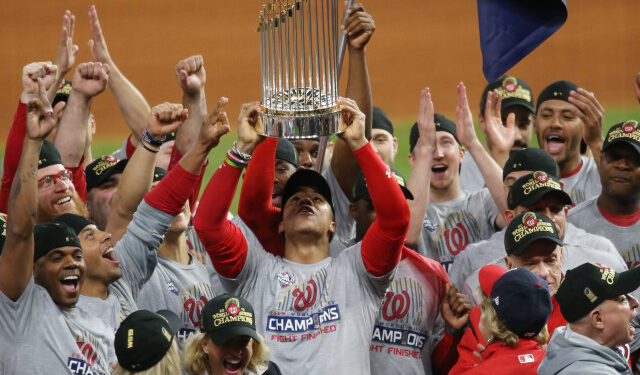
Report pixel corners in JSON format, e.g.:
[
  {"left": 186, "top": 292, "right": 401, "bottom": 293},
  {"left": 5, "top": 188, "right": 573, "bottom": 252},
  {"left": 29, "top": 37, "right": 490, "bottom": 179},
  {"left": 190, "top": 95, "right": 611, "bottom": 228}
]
[{"left": 337, "top": 0, "right": 353, "bottom": 81}]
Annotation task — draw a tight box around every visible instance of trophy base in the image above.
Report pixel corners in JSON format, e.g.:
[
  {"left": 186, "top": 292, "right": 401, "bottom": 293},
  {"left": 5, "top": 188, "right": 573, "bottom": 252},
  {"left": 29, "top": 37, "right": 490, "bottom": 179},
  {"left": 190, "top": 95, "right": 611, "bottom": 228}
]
[{"left": 259, "top": 108, "right": 341, "bottom": 138}]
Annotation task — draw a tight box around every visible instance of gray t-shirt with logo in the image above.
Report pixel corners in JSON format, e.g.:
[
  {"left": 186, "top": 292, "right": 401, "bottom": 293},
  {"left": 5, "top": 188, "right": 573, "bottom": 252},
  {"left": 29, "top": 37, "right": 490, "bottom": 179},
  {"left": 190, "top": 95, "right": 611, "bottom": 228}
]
[
  {"left": 0, "top": 279, "right": 114, "bottom": 374},
  {"left": 423, "top": 189, "right": 498, "bottom": 272},
  {"left": 323, "top": 165, "right": 355, "bottom": 256},
  {"left": 369, "top": 256, "right": 446, "bottom": 375},
  {"left": 561, "top": 156, "right": 601, "bottom": 206},
  {"left": 459, "top": 152, "right": 486, "bottom": 193},
  {"left": 219, "top": 235, "right": 393, "bottom": 375},
  {"left": 568, "top": 197, "right": 640, "bottom": 268}
]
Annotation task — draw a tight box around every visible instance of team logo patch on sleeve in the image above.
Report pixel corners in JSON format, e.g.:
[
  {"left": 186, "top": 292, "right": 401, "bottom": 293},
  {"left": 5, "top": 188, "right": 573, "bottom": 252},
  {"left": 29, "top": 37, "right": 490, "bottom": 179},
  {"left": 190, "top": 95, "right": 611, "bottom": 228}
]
[
  {"left": 518, "top": 354, "right": 535, "bottom": 364},
  {"left": 277, "top": 272, "right": 295, "bottom": 288}
]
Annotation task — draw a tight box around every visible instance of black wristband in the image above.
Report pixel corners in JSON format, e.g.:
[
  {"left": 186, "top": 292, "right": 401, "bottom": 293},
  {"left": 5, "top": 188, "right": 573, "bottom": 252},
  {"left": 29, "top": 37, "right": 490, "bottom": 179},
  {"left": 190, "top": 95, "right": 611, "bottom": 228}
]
[
  {"left": 140, "top": 141, "right": 159, "bottom": 153},
  {"left": 142, "top": 128, "right": 166, "bottom": 147}
]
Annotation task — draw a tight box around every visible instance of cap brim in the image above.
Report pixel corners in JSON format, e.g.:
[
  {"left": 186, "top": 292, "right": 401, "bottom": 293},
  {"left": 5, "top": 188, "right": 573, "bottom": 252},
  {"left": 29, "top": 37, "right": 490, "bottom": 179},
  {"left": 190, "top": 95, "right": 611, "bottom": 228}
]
[
  {"left": 513, "top": 188, "right": 572, "bottom": 210},
  {"left": 156, "top": 309, "right": 182, "bottom": 336},
  {"left": 479, "top": 265, "right": 508, "bottom": 296},
  {"left": 611, "top": 266, "right": 640, "bottom": 297},
  {"left": 502, "top": 99, "right": 535, "bottom": 115},
  {"left": 510, "top": 235, "right": 563, "bottom": 257},
  {"left": 603, "top": 138, "right": 640, "bottom": 157},
  {"left": 281, "top": 169, "right": 333, "bottom": 209},
  {"left": 209, "top": 326, "right": 261, "bottom": 346}
]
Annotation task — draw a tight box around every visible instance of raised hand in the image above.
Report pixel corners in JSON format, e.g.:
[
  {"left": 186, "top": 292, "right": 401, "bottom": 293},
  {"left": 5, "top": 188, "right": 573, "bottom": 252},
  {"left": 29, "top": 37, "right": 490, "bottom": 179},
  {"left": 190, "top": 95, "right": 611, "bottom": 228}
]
[
  {"left": 175, "top": 55, "right": 206, "bottom": 96},
  {"left": 483, "top": 89, "right": 516, "bottom": 155},
  {"left": 26, "top": 78, "right": 65, "bottom": 141},
  {"left": 55, "top": 10, "right": 79, "bottom": 76},
  {"left": 568, "top": 87, "right": 604, "bottom": 147},
  {"left": 635, "top": 73, "right": 640, "bottom": 104},
  {"left": 342, "top": 3, "right": 375, "bottom": 50},
  {"left": 148, "top": 103, "right": 188, "bottom": 140},
  {"left": 88, "top": 5, "right": 113, "bottom": 65},
  {"left": 415, "top": 87, "right": 437, "bottom": 154},
  {"left": 21, "top": 62, "right": 58, "bottom": 104},
  {"left": 440, "top": 285, "right": 472, "bottom": 333},
  {"left": 71, "top": 62, "right": 110, "bottom": 99},
  {"left": 337, "top": 97, "right": 367, "bottom": 150},
  {"left": 235, "top": 101, "right": 263, "bottom": 154},
  {"left": 455, "top": 82, "right": 481, "bottom": 149}
]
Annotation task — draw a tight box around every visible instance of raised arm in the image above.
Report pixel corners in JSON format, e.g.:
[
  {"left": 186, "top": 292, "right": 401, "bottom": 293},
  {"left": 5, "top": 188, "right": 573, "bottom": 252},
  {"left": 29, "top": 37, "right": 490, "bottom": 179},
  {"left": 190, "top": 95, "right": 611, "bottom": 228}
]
[
  {"left": 55, "top": 61, "right": 109, "bottom": 167},
  {"left": 568, "top": 87, "right": 605, "bottom": 169},
  {"left": 406, "top": 88, "right": 436, "bottom": 248},
  {"left": 338, "top": 98, "right": 410, "bottom": 276},
  {"left": 330, "top": 3, "right": 374, "bottom": 196},
  {"left": 46, "top": 10, "right": 78, "bottom": 103},
  {"left": 107, "top": 103, "right": 188, "bottom": 242},
  {"left": 194, "top": 102, "right": 263, "bottom": 278},
  {"left": 456, "top": 83, "right": 507, "bottom": 221},
  {"left": 174, "top": 55, "right": 208, "bottom": 155},
  {"left": 0, "top": 78, "right": 64, "bottom": 301},
  {"left": 88, "top": 5, "right": 150, "bottom": 144}
]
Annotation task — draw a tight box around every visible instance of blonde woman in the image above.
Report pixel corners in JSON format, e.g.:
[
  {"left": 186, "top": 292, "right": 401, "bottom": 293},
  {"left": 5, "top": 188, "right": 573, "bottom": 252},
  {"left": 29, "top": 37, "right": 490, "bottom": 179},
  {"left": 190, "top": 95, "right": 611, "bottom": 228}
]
[
  {"left": 451, "top": 266, "right": 552, "bottom": 374},
  {"left": 113, "top": 310, "right": 182, "bottom": 374},
  {"left": 184, "top": 294, "right": 282, "bottom": 375}
]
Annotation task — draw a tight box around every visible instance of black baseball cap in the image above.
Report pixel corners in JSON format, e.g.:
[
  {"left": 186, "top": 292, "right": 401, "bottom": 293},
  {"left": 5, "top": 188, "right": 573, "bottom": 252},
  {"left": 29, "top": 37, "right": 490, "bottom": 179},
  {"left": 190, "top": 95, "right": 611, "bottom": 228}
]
[
  {"left": 200, "top": 294, "right": 260, "bottom": 345},
  {"left": 52, "top": 80, "right": 72, "bottom": 108},
  {"left": 276, "top": 138, "right": 299, "bottom": 168},
  {"left": 38, "top": 140, "right": 63, "bottom": 169},
  {"left": 114, "top": 309, "right": 181, "bottom": 372},
  {"left": 372, "top": 107, "right": 394, "bottom": 135},
  {"left": 556, "top": 262, "right": 640, "bottom": 322},
  {"left": 490, "top": 267, "right": 552, "bottom": 338},
  {"left": 281, "top": 169, "right": 333, "bottom": 214},
  {"left": 537, "top": 80, "right": 579, "bottom": 110},
  {"left": 602, "top": 120, "right": 640, "bottom": 156},
  {"left": 34, "top": 222, "right": 82, "bottom": 262},
  {"left": 350, "top": 168, "right": 414, "bottom": 203},
  {"left": 153, "top": 167, "right": 168, "bottom": 182},
  {"left": 502, "top": 148, "right": 560, "bottom": 181},
  {"left": 85, "top": 155, "right": 128, "bottom": 191},
  {"left": 507, "top": 171, "right": 572, "bottom": 210},
  {"left": 52, "top": 213, "right": 94, "bottom": 235},
  {"left": 480, "top": 76, "right": 535, "bottom": 116},
  {"left": 409, "top": 113, "right": 458, "bottom": 153},
  {"left": 505, "top": 211, "right": 563, "bottom": 256}
]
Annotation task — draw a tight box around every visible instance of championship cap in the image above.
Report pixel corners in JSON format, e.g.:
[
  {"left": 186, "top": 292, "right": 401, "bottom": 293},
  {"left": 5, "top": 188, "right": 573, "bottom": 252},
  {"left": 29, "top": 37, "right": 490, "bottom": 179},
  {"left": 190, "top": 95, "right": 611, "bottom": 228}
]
[
  {"left": 200, "top": 294, "right": 260, "bottom": 345},
  {"left": 38, "top": 140, "right": 63, "bottom": 169},
  {"left": 52, "top": 213, "right": 94, "bottom": 235},
  {"left": 602, "top": 120, "right": 640, "bottom": 156},
  {"left": 536, "top": 80, "right": 579, "bottom": 110},
  {"left": 153, "top": 167, "right": 168, "bottom": 183},
  {"left": 409, "top": 113, "right": 458, "bottom": 153},
  {"left": 281, "top": 169, "right": 333, "bottom": 214},
  {"left": 350, "top": 168, "right": 414, "bottom": 203},
  {"left": 502, "top": 148, "right": 560, "bottom": 181},
  {"left": 555, "top": 262, "right": 640, "bottom": 322},
  {"left": 114, "top": 309, "right": 181, "bottom": 372},
  {"left": 490, "top": 267, "right": 552, "bottom": 338},
  {"left": 85, "top": 155, "right": 128, "bottom": 191},
  {"left": 373, "top": 107, "right": 394, "bottom": 136},
  {"left": 33, "top": 222, "right": 82, "bottom": 262},
  {"left": 480, "top": 76, "right": 535, "bottom": 116},
  {"left": 52, "top": 80, "right": 72, "bottom": 108},
  {"left": 504, "top": 211, "right": 563, "bottom": 256},
  {"left": 276, "top": 138, "right": 299, "bottom": 168},
  {"left": 507, "top": 171, "right": 572, "bottom": 210}
]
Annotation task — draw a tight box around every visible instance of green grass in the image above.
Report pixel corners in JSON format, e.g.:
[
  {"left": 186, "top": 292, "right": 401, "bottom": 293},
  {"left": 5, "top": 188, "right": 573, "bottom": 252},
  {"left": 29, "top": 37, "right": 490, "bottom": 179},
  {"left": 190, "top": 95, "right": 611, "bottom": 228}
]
[{"left": 7, "top": 106, "right": 640, "bottom": 215}]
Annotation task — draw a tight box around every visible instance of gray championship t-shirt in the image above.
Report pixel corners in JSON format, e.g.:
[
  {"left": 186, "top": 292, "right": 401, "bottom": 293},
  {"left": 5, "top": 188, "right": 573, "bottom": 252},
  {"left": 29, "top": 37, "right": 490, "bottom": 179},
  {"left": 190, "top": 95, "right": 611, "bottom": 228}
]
[
  {"left": 561, "top": 156, "right": 601, "bottom": 206},
  {"left": 459, "top": 152, "right": 486, "bottom": 193},
  {"left": 423, "top": 189, "right": 498, "bottom": 272},
  {"left": 220, "top": 236, "right": 394, "bottom": 375},
  {"left": 568, "top": 197, "right": 640, "bottom": 268},
  {"left": 369, "top": 257, "right": 446, "bottom": 375},
  {"left": 0, "top": 279, "right": 114, "bottom": 374},
  {"left": 77, "top": 200, "right": 171, "bottom": 331},
  {"left": 322, "top": 164, "right": 355, "bottom": 256},
  {"left": 449, "top": 222, "right": 625, "bottom": 290}
]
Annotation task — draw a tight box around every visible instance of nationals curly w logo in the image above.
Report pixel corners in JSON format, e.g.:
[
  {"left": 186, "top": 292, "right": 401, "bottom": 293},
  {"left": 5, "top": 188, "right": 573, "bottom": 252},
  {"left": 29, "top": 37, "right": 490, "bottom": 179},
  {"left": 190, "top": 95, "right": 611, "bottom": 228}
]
[
  {"left": 292, "top": 279, "right": 318, "bottom": 311},
  {"left": 443, "top": 223, "right": 470, "bottom": 256},
  {"left": 382, "top": 291, "right": 410, "bottom": 321}
]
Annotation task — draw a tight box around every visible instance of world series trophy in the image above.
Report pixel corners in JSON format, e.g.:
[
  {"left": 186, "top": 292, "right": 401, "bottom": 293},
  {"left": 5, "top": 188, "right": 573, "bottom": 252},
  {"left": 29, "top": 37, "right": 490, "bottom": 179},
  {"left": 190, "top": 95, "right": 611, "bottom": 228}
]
[{"left": 258, "top": 0, "right": 341, "bottom": 141}]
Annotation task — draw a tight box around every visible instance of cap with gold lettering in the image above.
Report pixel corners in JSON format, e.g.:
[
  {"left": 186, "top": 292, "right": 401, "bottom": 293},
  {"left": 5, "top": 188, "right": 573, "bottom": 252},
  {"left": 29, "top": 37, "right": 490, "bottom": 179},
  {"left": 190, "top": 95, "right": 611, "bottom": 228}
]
[
  {"left": 85, "top": 155, "right": 128, "bottom": 191},
  {"left": 350, "top": 167, "right": 414, "bottom": 203},
  {"left": 114, "top": 309, "right": 181, "bottom": 372},
  {"left": 602, "top": 120, "right": 640, "bottom": 156},
  {"left": 200, "top": 293, "right": 260, "bottom": 345},
  {"left": 480, "top": 76, "right": 535, "bottom": 116},
  {"left": 504, "top": 211, "right": 563, "bottom": 256},
  {"left": 556, "top": 262, "right": 640, "bottom": 322},
  {"left": 507, "top": 171, "right": 572, "bottom": 210}
]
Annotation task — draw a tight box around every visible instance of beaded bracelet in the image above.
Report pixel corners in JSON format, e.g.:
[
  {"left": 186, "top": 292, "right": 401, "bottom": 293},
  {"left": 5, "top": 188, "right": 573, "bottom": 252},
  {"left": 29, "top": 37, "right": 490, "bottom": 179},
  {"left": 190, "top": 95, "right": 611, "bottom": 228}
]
[
  {"left": 231, "top": 141, "right": 252, "bottom": 162},
  {"left": 142, "top": 128, "right": 166, "bottom": 148}
]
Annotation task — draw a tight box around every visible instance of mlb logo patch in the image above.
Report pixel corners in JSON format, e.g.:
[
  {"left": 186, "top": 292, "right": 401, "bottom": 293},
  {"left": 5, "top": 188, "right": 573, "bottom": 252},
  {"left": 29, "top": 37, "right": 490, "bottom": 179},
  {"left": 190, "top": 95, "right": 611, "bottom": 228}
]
[
  {"left": 518, "top": 354, "right": 535, "bottom": 364},
  {"left": 277, "top": 272, "right": 295, "bottom": 288},
  {"left": 167, "top": 281, "right": 179, "bottom": 296}
]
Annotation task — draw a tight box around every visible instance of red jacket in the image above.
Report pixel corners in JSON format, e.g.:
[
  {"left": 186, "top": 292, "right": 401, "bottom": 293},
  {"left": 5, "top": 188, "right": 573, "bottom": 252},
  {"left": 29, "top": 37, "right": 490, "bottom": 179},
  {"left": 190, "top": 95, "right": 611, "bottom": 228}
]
[{"left": 452, "top": 338, "right": 546, "bottom": 375}]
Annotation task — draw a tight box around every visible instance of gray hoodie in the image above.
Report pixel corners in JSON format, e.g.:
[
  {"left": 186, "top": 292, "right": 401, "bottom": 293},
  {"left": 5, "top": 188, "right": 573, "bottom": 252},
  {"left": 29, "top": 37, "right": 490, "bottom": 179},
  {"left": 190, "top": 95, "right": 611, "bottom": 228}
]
[{"left": 538, "top": 325, "right": 631, "bottom": 374}]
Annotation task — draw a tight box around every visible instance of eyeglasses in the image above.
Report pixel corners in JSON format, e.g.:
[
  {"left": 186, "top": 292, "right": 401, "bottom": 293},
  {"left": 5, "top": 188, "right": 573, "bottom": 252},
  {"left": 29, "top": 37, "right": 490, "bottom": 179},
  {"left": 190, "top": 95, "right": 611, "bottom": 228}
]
[{"left": 38, "top": 169, "right": 72, "bottom": 189}]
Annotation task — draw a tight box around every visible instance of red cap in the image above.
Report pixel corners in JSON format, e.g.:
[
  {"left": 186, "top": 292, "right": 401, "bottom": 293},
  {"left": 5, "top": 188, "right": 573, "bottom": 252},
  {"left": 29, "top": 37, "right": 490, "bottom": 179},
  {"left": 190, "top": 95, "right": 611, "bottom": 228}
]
[{"left": 479, "top": 264, "right": 508, "bottom": 296}]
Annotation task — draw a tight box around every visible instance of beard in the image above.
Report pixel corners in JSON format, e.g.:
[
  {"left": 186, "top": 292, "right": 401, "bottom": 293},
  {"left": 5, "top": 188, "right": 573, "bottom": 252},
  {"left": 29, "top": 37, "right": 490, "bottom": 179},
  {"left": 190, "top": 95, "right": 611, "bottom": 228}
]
[{"left": 37, "top": 191, "right": 89, "bottom": 223}]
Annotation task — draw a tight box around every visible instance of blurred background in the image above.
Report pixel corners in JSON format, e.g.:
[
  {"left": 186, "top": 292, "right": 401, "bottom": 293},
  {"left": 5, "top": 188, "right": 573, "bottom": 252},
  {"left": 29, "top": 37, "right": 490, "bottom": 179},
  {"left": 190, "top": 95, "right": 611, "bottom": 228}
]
[{"left": 2, "top": 1, "right": 639, "bottom": 208}]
